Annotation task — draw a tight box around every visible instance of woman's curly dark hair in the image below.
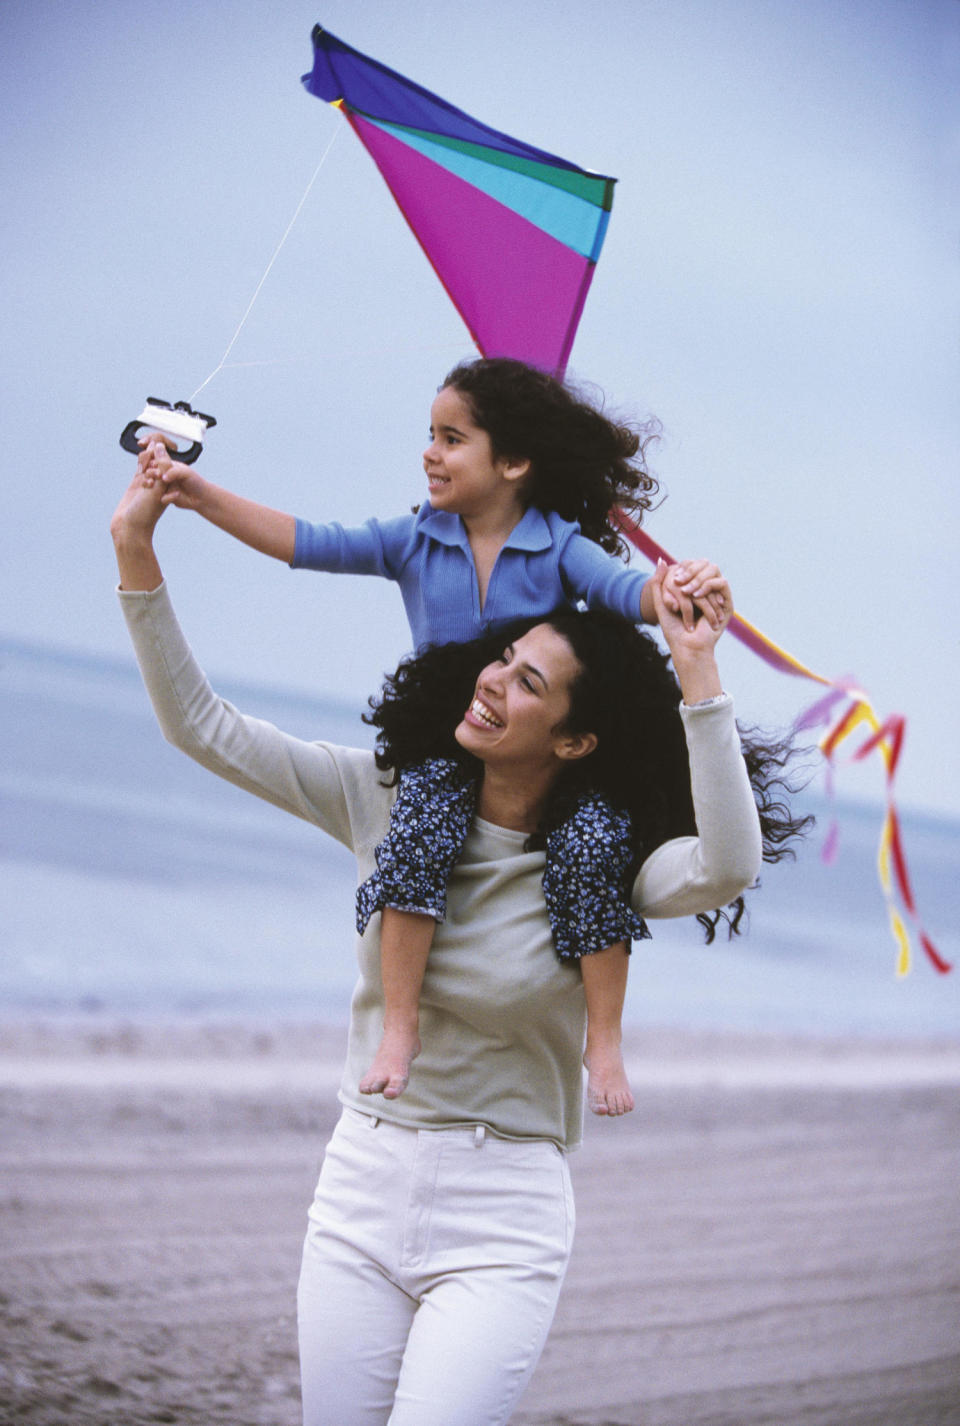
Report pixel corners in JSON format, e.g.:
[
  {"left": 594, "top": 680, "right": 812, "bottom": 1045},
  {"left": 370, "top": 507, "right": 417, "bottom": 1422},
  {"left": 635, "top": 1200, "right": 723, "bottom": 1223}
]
[
  {"left": 364, "top": 610, "right": 812, "bottom": 943},
  {"left": 442, "top": 357, "right": 660, "bottom": 556}
]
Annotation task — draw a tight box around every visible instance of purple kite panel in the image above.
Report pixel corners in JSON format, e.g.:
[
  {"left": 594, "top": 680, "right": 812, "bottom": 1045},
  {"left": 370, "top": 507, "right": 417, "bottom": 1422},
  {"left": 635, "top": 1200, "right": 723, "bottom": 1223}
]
[{"left": 303, "top": 24, "right": 592, "bottom": 170}]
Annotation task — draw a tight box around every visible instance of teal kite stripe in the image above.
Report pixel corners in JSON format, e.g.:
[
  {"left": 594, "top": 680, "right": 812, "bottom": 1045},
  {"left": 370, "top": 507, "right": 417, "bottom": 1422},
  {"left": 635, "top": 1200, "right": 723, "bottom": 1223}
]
[
  {"left": 364, "top": 115, "right": 610, "bottom": 259},
  {"left": 364, "top": 115, "right": 614, "bottom": 209}
]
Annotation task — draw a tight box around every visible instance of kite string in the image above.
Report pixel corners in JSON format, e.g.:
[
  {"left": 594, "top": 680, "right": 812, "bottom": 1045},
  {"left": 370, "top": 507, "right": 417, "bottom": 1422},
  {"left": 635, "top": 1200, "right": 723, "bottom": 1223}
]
[{"left": 190, "top": 124, "right": 340, "bottom": 403}]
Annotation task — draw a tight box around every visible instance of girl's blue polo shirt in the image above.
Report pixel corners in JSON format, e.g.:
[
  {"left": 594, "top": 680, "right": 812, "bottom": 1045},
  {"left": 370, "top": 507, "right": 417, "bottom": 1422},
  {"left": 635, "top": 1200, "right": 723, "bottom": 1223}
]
[{"left": 293, "top": 504, "right": 650, "bottom": 651}]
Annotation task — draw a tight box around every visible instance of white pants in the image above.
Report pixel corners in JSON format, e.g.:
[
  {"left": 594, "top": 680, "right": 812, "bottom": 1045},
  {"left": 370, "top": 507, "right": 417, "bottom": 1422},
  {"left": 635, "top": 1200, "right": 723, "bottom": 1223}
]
[{"left": 297, "top": 1107, "right": 576, "bottom": 1426}]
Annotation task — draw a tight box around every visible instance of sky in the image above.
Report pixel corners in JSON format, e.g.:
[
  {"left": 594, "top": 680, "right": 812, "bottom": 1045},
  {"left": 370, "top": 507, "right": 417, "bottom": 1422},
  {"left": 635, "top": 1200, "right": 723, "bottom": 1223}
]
[{"left": 3, "top": 0, "right": 959, "bottom": 818}]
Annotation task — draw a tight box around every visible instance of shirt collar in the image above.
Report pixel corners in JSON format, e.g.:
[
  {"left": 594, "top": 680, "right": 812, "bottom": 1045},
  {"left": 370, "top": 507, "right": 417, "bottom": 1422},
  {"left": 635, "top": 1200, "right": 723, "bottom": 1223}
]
[{"left": 417, "top": 505, "right": 554, "bottom": 552}]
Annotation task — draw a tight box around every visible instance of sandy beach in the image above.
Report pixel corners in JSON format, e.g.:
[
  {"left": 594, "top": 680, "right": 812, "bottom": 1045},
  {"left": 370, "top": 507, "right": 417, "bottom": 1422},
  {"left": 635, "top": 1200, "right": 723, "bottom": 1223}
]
[{"left": 1, "top": 1021, "right": 958, "bottom": 1426}]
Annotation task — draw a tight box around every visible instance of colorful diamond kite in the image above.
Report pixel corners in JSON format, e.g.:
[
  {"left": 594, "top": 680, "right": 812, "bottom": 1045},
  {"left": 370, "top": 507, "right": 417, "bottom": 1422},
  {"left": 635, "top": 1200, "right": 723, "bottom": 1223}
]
[{"left": 302, "top": 24, "right": 615, "bottom": 376}]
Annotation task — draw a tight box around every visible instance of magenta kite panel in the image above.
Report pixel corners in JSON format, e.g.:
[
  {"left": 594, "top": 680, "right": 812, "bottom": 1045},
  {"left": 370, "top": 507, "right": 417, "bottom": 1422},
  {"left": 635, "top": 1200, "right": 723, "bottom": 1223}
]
[{"left": 350, "top": 114, "right": 597, "bottom": 373}]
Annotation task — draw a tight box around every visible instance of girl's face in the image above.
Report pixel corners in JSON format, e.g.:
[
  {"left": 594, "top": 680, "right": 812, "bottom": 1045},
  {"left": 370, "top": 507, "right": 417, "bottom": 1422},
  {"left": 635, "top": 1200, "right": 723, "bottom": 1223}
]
[
  {"left": 423, "top": 387, "right": 528, "bottom": 519},
  {"left": 454, "top": 625, "right": 596, "bottom": 774}
]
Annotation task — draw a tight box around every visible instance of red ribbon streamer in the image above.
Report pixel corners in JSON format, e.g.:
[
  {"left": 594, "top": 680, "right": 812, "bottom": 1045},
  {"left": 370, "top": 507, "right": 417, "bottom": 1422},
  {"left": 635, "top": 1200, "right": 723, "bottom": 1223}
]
[{"left": 613, "top": 509, "right": 950, "bottom": 975}]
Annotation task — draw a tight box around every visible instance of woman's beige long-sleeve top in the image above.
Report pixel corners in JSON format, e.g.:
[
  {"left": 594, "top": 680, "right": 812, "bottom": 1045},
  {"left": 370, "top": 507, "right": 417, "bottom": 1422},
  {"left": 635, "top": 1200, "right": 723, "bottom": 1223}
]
[{"left": 120, "top": 582, "right": 762, "bottom": 1149}]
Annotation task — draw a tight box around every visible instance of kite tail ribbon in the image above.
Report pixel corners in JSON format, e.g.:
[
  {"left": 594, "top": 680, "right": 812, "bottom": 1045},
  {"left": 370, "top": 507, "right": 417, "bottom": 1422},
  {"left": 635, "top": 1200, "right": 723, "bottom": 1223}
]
[{"left": 613, "top": 509, "right": 950, "bottom": 977}]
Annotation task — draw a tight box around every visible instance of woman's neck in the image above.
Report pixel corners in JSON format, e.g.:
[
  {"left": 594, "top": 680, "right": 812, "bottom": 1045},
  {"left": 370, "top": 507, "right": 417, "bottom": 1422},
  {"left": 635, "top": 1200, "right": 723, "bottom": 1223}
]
[{"left": 475, "top": 765, "right": 554, "bottom": 834}]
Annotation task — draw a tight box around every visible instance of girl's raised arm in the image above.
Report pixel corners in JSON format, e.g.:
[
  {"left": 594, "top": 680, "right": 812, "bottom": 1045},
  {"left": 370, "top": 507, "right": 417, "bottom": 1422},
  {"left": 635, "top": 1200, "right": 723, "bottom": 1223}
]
[{"left": 139, "top": 438, "right": 297, "bottom": 564}]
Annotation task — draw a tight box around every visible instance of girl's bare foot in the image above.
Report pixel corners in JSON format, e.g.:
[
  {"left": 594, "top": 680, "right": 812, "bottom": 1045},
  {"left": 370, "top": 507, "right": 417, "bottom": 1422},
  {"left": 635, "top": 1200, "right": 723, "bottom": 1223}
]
[
  {"left": 583, "top": 1042, "right": 635, "bottom": 1116},
  {"left": 359, "top": 1024, "right": 421, "bottom": 1099}
]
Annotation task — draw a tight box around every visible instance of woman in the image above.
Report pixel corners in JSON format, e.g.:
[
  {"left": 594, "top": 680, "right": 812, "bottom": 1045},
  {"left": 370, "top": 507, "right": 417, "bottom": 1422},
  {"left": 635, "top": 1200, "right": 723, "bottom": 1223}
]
[{"left": 111, "top": 466, "right": 775, "bottom": 1426}]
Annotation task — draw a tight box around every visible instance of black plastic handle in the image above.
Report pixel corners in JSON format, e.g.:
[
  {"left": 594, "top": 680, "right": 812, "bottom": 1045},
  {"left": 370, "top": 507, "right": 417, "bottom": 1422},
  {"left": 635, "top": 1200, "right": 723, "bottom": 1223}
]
[{"left": 119, "top": 421, "right": 203, "bottom": 464}]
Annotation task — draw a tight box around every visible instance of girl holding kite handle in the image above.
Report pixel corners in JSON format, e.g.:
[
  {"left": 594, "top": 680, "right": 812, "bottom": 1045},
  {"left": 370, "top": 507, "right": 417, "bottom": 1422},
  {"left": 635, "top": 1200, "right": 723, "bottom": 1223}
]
[
  {"left": 139, "top": 357, "right": 730, "bottom": 1116},
  {"left": 112, "top": 456, "right": 808, "bottom": 1425}
]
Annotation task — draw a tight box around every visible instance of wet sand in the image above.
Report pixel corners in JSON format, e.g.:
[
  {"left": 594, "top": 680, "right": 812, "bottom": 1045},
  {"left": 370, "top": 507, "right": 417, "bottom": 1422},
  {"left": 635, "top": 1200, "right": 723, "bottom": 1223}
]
[{"left": 1, "top": 1022, "right": 958, "bottom": 1425}]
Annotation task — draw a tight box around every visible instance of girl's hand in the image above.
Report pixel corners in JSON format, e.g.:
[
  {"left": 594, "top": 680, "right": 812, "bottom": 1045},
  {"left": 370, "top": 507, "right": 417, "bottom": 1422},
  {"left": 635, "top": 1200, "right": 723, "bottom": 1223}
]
[
  {"left": 137, "top": 435, "right": 171, "bottom": 482},
  {"left": 665, "top": 558, "right": 729, "bottom": 631},
  {"left": 138, "top": 438, "right": 208, "bottom": 510},
  {"left": 650, "top": 561, "right": 731, "bottom": 703}
]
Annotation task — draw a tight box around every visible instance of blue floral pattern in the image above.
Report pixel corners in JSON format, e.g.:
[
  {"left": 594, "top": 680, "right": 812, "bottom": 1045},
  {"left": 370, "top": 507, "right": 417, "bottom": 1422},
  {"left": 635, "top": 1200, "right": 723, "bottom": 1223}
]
[
  {"left": 356, "top": 759, "right": 476, "bottom": 933},
  {"left": 543, "top": 794, "right": 650, "bottom": 961},
  {"left": 356, "top": 759, "right": 649, "bottom": 960}
]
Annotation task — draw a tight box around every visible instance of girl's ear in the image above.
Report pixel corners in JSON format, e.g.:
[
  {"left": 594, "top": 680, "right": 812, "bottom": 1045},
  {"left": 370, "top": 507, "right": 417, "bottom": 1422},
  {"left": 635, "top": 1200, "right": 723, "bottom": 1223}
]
[
  {"left": 499, "top": 455, "right": 531, "bottom": 485},
  {"left": 555, "top": 730, "right": 597, "bottom": 762}
]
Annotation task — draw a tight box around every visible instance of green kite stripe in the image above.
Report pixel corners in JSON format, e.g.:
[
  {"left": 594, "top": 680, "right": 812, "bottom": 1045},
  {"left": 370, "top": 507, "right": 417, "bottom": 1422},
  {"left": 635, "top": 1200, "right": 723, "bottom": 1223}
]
[
  {"left": 361, "top": 115, "right": 610, "bottom": 257},
  {"left": 353, "top": 110, "right": 614, "bottom": 210}
]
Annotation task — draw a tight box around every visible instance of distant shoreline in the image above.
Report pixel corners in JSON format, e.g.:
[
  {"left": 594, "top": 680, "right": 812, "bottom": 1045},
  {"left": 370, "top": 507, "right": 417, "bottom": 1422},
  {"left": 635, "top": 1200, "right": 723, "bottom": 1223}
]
[{"left": 2, "top": 1018, "right": 958, "bottom": 1091}]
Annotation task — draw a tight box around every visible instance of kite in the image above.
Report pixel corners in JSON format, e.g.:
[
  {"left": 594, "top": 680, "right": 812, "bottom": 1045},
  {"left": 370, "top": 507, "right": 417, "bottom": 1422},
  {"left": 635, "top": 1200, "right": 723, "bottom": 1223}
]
[
  {"left": 120, "top": 25, "right": 612, "bottom": 457},
  {"left": 302, "top": 24, "right": 615, "bottom": 378}
]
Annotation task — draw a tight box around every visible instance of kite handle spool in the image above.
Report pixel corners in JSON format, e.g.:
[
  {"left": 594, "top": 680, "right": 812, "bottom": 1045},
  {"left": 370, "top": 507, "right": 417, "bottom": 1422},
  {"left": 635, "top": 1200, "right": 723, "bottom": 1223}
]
[{"left": 119, "top": 398, "right": 216, "bottom": 466}]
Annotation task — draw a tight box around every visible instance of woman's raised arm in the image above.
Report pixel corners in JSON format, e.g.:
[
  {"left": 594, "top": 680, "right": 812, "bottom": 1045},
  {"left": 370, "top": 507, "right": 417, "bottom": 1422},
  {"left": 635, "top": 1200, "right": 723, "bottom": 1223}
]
[
  {"left": 632, "top": 563, "right": 763, "bottom": 917},
  {"left": 111, "top": 468, "right": 385, "bottom": 853},
  {"left": 646, "top": 559, "right": 726, "bottom": 705}
]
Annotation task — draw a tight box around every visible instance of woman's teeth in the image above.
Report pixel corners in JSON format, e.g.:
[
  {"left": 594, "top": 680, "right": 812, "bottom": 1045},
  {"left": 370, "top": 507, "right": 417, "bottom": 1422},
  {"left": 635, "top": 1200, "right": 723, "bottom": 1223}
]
[{"left": 471, "top": 698, "right": 503, "bottom": 728}]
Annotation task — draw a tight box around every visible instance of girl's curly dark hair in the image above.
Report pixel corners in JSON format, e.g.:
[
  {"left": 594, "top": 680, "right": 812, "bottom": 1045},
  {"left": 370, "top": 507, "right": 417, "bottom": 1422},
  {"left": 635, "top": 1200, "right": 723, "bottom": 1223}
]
[
  {"left": 364, "top": 609, "right": 812, "bottom": 943},
  {"left": 442, "top": 357, "right": 660, "bottom": 556}
]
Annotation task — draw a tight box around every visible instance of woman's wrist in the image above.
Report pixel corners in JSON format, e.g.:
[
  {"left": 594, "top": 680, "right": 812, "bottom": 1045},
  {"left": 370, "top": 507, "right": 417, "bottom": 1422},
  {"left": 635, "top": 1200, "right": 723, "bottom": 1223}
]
[
  {"left": 681, "top": 691, "right": 728, "bottom": 709},
  {"left": 671, "top": 651, "right": 723, "bottom": 705},
  {"left": 110, "top": 517, "right": 155, "bottom": 555},
  {"left": 111, "top": 470, "right": 168, "bottom": 590},
  {"left": 111, "top": 523, "right": 163, "bottom": 592}
]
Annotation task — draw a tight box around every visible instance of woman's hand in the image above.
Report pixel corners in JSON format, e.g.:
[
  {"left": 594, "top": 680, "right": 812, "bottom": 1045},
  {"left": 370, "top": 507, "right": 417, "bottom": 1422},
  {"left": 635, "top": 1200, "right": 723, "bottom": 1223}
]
[
  {"left": 649, "top": 560, "right": 732, "bottom": 703},
  {"left": 110, "top": 464, "right": 167, "bottom": 591}
]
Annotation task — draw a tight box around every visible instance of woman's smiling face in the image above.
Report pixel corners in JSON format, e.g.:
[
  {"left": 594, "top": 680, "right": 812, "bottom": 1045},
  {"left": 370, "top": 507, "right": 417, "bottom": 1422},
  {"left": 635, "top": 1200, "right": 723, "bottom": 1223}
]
[{"left": 454, "top": 625, "right": 595, "bottom": 774}]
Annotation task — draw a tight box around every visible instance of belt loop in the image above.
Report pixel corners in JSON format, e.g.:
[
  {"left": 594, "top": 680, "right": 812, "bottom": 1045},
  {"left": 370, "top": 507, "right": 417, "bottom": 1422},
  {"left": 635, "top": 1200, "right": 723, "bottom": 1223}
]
[
  {"left": 368, "top": 1115, "right": 380, "bottom": 1129},
  {"left": 474, "top": 1125, "right": 486, "bottom": 1147}
]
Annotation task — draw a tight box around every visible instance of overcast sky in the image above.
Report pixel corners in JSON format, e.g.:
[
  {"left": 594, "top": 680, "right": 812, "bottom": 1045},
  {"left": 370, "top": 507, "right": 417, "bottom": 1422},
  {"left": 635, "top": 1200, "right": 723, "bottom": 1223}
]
[{"left": 3, "top": 0, "right": 958, "bottom": 818}]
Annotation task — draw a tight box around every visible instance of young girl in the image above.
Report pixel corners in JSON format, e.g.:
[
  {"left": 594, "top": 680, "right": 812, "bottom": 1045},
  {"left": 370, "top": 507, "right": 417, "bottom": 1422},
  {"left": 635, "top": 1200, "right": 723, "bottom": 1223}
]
[{"left": 139, "top": 357, "right": 728, "bottom": 1115}]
